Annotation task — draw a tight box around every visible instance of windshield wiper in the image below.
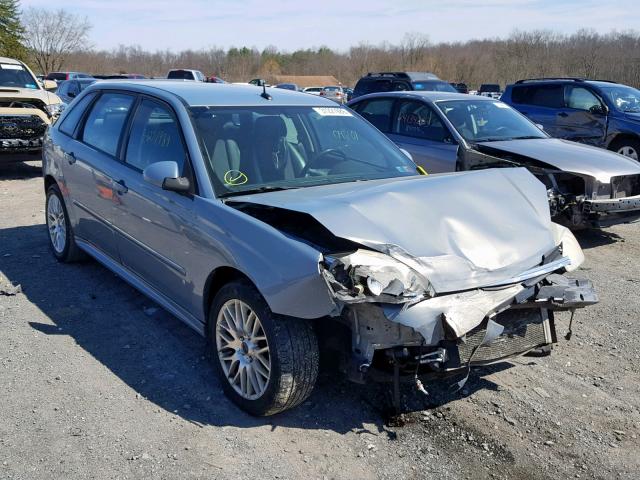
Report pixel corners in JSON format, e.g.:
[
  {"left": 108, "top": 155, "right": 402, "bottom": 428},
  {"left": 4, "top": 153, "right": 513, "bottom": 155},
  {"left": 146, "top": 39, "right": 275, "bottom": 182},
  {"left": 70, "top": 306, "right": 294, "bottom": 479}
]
[{"left": 218, "top": 185, "right": 299, "bottom": 198}]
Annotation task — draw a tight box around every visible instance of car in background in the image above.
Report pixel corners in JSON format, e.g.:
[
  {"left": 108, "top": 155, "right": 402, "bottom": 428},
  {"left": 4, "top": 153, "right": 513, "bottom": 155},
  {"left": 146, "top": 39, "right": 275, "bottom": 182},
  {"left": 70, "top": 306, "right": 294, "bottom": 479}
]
[
  {"left": 42, "top": 80, "right": 595, "bottom": 415},
  {"left": 352, "top": 72, "right": 457, "bottom": 100},
  {"left": 45, "top": 72, "right": 93, "bottom": 83},
  {"left": 478, "top": 84, "right": 502, "bottom": 99},
  {"left": 167, "top": 69, "right": 205, "bottom": 81},
  {"left": 0, "top": 56, "right": 64, "bottom": 164},
  {"left": 248, "top": 78, "right": 267, "bottom": 87},
  {"left": 343, "top": 87, "right": 354, "bottom": 102},
  {"left": 348, "top": 91, "right": 640, "bottom": 228},
  {"left": 302, "top": 86, "right": 323, "bottom": 95},
  {"left": 205, "top": 76, "right": 226, "bottom": 83},
  {"left": 450, "top": 83, "right": 469, "bottom": 94},
  {"left": 319, "top": 85, "right": 346, "bottom": 103},
  {"left": 56, "top": 78, "right": 97, "bottom": 105},
  {"left": 93, "top": 74, "right": 147, "bottom": 80},
  {"left": 502, "top": 78, "right": 640, "bottom": 161},
  {"left": 274, "top": 83, "right": 299, "bottom": 91}
]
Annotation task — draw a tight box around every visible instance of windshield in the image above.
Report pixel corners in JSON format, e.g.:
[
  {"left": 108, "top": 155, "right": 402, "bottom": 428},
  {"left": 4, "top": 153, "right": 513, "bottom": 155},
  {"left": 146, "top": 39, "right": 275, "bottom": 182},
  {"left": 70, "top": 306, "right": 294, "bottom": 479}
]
[
  {"left": 412, "top": 81, "right": 457, "bottom": 93},
  {"left": 599, "top": 85, "right": 640, "bottom": 113},
  {"left": 190, "top": 105, "right": 419, "bottom": 196},
  {"left": 0, "top": 63, "right": 39, "bottom": 89},
  {"left": 78, "top": 80, "right": 95, "bottom": 91},
  {"left": 436, "top": 100, "right": 547, "bottom": 142}
]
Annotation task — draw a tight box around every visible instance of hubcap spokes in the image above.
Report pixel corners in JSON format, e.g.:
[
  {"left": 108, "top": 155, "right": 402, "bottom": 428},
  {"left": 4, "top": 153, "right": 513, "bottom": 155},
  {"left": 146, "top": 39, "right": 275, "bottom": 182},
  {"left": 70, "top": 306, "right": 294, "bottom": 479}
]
[
  {"left": 216, "top": 299, "right": 270, "bottom": 400},
  {"left": 47, "top": 195, "right": 66, "bottom": 254},
  {"left": 618, "top": 146, "right": 639, "bottom": 160}
]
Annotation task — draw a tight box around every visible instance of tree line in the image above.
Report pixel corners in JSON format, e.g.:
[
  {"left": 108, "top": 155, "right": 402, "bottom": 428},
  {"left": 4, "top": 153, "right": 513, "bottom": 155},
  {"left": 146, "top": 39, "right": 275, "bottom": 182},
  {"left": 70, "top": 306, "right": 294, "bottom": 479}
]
[{"left": 1, "top": 1, "right": 640, "bottom": 89}]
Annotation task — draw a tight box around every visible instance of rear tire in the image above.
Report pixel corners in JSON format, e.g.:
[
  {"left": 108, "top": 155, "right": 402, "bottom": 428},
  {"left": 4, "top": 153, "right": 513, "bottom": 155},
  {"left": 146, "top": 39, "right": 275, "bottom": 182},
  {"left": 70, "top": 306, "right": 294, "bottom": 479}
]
[
  {"left": 45, "top": 184, "right": 85, "bottom": 262},
  {"left": 609, "top": 137, "right": 640, "bottom": 161},
  {"left": 207, "top": 280, "right": 319, "bottom": 416}
]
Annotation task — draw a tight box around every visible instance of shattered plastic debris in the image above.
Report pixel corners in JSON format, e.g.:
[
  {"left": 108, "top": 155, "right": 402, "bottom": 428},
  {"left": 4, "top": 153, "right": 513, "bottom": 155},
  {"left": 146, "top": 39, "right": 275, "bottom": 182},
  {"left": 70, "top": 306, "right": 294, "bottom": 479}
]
[{"left": 0, "top": 282, "right": 22, "bottom": 296}]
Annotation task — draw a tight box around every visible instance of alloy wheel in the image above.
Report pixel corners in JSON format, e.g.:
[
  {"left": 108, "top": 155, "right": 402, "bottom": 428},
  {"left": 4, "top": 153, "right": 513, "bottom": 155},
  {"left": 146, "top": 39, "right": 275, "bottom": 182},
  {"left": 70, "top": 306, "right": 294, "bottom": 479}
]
[
  {"left": 617, "top": 145, "right": 639, "bottom": 160},
  {"left": 215, "top": 299, "right": 271, "bottom": 400},
  {"left": 47, "top": 194, "right": 67, "bottom": 254}
]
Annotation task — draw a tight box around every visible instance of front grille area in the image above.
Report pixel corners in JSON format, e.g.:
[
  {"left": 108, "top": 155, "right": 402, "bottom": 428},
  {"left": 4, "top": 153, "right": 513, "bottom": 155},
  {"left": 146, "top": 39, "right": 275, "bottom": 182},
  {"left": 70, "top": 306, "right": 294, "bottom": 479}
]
[
  {"left": 456, "top": 308, "right": 551, "bottom": 365},
  {"left": 0, "top": 115, "right": 47, "bottom": 141},
  {"left": 612, "top": 175, "right": 640, "bottom": 198}
]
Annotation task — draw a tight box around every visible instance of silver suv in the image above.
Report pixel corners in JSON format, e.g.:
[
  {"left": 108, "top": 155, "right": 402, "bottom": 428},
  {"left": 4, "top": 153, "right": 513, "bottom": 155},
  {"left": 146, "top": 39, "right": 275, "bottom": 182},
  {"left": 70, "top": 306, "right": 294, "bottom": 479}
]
[{"left": 42, "top": 81, "right": 596, "bottom": 415}]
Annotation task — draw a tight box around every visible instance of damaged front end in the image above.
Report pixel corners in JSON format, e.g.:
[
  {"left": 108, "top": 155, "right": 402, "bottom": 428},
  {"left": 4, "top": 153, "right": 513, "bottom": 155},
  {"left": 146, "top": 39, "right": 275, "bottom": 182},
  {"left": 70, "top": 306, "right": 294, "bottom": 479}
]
[
  {"left": 319, "top": 244, "right": 597, "bottom": 387},
  {"left": 459, "top": 144, "right": 640, "bottom": 228}
]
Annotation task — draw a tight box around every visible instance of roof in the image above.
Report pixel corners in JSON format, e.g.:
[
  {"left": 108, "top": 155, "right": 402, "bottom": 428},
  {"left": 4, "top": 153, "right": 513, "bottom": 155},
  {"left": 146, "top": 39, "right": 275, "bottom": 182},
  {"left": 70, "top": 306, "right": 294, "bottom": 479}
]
[
  {"left": 0, "top": 57, "right": 22, "bottom": 65},
  {"left": 362, "top": 72, "right": 440, "bottom": 81},
  {"left": 87, "top": 80, "right": 339, "bottom": 107},
  {"left": 268, "top": 75, "right": 340, "bottom": 88},
  {"left": 348, "top": 91, "right": 494, "bottom": 104}
]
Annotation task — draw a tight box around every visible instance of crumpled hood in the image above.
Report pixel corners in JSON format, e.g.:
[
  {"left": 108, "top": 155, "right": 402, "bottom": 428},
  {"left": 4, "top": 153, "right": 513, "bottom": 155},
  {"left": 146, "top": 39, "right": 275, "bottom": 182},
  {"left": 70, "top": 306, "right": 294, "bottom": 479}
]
[
  {"left": 231, "top": 168, "right": 577, "bottom": 293},
  {"left": 476, "top": 138, "right": 640, "bottom": 183}
]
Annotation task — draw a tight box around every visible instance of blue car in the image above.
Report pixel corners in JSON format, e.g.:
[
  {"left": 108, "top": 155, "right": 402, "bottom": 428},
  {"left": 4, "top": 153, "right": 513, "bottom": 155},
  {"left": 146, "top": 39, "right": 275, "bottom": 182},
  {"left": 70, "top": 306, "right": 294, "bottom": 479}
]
[{"left": 501, "top": 78, "right": 640, "bottom": 161}]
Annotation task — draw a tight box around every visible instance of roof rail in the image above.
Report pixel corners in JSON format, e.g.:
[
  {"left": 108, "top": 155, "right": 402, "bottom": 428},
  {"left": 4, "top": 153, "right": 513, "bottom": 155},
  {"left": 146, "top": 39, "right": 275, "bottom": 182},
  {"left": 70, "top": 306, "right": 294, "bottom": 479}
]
[
  {"left": 515, "top": 77, "right": 584, "bottom": 84},
  {"left": 365, "top": 72, "right": 410, "bottom": 79},
  {"left": 591, "top": 79, "right": 618, "bottom": 84}
]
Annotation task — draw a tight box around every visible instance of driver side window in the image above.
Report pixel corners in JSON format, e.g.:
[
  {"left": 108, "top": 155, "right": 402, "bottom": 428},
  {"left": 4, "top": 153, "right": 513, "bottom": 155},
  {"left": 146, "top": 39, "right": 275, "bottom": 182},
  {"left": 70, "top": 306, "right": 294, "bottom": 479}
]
[
  {"left": 565, "top": 86, "right": 601, "bottom": 111},
  {"left": 392, "top": 100, "right": 449, "bottom": 142}
]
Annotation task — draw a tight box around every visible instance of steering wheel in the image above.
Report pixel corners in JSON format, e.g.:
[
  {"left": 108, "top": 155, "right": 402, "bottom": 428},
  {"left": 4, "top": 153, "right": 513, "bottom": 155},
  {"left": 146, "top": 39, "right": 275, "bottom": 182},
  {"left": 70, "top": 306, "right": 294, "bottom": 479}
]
[{"left": 301, "top": 148, "right": 346, "bottom": 176}]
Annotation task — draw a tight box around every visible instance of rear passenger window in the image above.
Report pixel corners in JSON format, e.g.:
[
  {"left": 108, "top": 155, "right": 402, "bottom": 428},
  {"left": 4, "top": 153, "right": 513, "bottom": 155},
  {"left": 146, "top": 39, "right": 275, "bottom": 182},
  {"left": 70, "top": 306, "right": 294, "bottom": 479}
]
[
  {"left": 355, "top": 98, "right": 394, "bottom": 132},
  {"left": 393, "top": 100, "right": 448, "bottom": 142},
  {"left": 511, "top": 85, "right": 563, "bottom": 108},
  {"left": 125, "top": 99, "right": 186, "bottom": 172},
  {"left": 59, "top": 92, "right": 97, "bottom": 136},
  {"left": 82, "top": 93, "right": 134, "bottom": 156}
]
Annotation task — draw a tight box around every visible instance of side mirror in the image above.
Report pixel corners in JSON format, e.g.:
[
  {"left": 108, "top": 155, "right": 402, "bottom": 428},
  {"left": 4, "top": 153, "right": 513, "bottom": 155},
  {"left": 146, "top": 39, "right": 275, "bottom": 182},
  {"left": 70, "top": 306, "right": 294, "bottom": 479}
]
[
  {"left": 143, "top": 161, "right": 190, "bottom": 192},
  {"left": 399, "top": 148, "right": 413, "bottom": 161},
  {"left": 535, "top": 123, "right": 544, "bottom": 130},
  {"left": 42, "top": 79, "right": 57, "bottom": 91},
  {"left": 589, "top": 104, "right": 608, "bottom": 115}
]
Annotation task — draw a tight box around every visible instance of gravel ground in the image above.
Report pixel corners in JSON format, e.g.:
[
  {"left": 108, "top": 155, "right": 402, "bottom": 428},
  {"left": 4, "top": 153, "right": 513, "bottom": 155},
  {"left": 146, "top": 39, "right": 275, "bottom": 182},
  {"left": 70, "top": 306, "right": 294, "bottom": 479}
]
[{"left": 1, "top": 161, "right": 639, "bottom": 480}]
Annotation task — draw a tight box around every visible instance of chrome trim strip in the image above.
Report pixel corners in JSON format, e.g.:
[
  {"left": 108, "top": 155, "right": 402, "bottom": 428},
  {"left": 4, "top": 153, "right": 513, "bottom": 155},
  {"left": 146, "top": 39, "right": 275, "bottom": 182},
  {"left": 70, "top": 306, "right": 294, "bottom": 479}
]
[{"left": 73, "top": 200, "right": 186, "bottom": 276}]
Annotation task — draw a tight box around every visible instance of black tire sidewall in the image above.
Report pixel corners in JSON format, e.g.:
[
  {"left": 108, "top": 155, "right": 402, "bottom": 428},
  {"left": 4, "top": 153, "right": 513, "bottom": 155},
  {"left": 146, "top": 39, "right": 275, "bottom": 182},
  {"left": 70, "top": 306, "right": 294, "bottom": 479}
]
[
  {"left": 207, "top": 281, "right": 285, "bottom": 416},
  {"left": 45, "top": 185, "right": 72, "bottom": 262}
]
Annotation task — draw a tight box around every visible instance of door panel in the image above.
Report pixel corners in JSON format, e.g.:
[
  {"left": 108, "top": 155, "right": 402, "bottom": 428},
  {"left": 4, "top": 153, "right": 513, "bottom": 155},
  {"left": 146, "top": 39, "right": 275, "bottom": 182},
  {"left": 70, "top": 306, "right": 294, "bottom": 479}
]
[
  {"left": 389, "top": 99, "right": 458, "bottom": 173},
  {"left": 62, "top": 92, "right": 135, "bottom": 261},
  {"left": 109, "top": 98, "right": 195, "bottom": 309},
  {"left": 558, "top": 86, "right": 607, "bottom": 144}
]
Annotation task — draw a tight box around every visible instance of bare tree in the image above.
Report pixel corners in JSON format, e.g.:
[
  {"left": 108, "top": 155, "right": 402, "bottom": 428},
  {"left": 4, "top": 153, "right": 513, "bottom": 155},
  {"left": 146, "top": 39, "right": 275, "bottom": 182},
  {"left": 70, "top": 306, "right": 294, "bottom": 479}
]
[{"left": 22, "top": 7, "right": 91, "bottom": 74}]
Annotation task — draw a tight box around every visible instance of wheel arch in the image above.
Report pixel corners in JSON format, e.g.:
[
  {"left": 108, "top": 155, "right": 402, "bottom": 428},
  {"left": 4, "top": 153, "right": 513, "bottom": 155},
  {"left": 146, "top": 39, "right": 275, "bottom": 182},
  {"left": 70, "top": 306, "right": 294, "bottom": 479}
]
[
  {"left": 44, "top": 174, "right": 57, "bottom": 192},
  {"left": 203, "top": 266, "right": 256, "bottom": 327},
  {"left": 607, "top": 132, "right": 640, "bottom": 150}
]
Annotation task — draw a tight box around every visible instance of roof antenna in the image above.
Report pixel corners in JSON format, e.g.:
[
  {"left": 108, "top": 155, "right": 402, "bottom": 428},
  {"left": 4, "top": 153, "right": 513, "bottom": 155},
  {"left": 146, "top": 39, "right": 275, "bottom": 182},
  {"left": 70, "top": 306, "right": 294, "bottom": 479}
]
[{"left": 260, "top": 83, "right": 272, "bottom": 100}]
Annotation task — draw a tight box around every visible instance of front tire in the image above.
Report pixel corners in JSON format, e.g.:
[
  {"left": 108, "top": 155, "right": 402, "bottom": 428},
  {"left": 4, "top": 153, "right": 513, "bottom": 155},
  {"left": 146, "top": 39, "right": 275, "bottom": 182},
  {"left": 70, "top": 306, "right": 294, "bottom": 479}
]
[
  {"left": 45, "top": 184, "right": 85, "bottom": 262},
  {"left": 207, "top": 280, "right": 319, "bottom": 416}
]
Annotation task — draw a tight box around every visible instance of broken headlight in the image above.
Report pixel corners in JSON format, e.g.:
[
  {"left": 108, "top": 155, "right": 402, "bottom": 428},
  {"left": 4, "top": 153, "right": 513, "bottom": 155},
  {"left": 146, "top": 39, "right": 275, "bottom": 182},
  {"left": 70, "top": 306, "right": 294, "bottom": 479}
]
[{"left": 321, "top": 249, "right": 434, "bottom": 304}]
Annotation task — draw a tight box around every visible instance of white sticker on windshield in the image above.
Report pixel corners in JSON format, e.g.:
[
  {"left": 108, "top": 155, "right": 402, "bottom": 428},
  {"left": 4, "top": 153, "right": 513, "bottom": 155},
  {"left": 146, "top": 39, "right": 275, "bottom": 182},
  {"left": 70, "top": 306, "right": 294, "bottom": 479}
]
[
  {"left": 493, "top": 102, "right": 509, "bottom": 108},
  {"left": 313, "top": 107, "right": 352, "bottom": 117},
  {"left": 0, "top": 64, "right": 24, "bottom": 70}
]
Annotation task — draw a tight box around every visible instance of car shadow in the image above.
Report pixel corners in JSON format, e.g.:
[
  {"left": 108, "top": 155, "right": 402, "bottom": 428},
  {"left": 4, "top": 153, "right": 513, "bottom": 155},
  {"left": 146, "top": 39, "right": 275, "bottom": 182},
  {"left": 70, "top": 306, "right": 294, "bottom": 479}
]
[
  {"left": 573, "top": 228, "right": 624, "bottom": 249},
  {"left": 1, "top": 223, "right": 510, "bottom": 435},
  {"left": 0, "top": 160, "right": 42, "bottom": 180}
]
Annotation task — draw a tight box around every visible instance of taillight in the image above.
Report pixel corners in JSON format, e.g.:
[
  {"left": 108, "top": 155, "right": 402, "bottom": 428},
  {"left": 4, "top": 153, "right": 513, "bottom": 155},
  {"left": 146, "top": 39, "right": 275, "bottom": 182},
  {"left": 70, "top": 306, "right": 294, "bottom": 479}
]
[{"left": 319, "top": 91, "right": 325, "bottom": 96}]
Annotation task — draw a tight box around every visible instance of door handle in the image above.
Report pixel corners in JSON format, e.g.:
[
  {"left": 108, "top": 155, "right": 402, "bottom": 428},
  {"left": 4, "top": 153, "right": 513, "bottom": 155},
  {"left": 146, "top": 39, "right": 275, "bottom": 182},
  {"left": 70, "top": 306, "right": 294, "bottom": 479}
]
[
  {"left": 66, "top": 151, "right": 76, "bottom": 165},
  {"left": 113, "top": 179, "right": 128, "bottom": 195},
  {"left": 557, "top": 112, "right": 569, "bottom": 118}
]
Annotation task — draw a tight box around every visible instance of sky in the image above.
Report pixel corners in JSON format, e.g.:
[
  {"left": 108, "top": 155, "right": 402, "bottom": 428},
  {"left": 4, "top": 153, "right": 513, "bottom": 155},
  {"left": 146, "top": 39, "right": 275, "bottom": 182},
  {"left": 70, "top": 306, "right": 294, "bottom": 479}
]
[{"left": 20, "top": 0, "right": 640, "bottom": 52}]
